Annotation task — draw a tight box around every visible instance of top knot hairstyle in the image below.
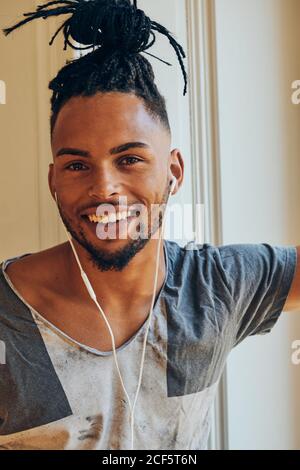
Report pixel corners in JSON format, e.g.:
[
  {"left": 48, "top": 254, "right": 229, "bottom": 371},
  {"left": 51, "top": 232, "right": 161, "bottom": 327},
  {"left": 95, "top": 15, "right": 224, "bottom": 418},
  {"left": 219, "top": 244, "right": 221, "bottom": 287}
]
[{"left": 3, "top": 0, "right": 188, "bottom": 135}]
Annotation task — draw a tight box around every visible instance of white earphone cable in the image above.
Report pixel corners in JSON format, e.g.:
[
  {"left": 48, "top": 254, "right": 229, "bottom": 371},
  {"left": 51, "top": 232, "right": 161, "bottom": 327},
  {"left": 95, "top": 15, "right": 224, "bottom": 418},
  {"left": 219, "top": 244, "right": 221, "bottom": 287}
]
[{"left": 54, "top": 177, "right": 176, "bottom": 450}]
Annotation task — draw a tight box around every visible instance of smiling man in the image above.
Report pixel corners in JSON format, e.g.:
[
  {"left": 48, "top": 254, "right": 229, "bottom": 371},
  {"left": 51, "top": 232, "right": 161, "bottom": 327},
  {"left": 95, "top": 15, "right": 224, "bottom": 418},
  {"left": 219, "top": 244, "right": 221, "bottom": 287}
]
[
  {"left": 50, "top": 92, "right": 180, "bottom": 273},
  {"left": 0, "top": 0, "right": 300, "bottom": 451}
]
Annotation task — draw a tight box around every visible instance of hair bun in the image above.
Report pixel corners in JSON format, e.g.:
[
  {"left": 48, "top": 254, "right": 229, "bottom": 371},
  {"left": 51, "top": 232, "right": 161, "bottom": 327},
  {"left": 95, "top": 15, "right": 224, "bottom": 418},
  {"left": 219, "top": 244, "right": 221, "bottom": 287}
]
[
  {"left": 3, "top": 0, "right": 188, "bottom": 95},
  {"left": 69, "top": 0, "right": 151, "bottom": 54}
]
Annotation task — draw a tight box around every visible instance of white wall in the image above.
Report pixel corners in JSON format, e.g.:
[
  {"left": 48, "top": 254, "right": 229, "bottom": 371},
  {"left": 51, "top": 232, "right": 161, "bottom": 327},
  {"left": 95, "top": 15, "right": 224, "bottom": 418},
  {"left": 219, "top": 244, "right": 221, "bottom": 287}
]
[
  {"left": 214, "top": 0, "right": 300, "bottom": 449},
  {"left": 139, "top": 0, "right": 193, "bottom": 246}
]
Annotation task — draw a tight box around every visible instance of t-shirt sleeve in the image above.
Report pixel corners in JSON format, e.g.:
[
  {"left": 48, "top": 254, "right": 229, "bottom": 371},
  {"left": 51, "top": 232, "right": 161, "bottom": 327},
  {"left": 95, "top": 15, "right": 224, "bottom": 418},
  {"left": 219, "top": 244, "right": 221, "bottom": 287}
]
[{"left": 212, "top": 243, "right": 297, "bottom": 347}]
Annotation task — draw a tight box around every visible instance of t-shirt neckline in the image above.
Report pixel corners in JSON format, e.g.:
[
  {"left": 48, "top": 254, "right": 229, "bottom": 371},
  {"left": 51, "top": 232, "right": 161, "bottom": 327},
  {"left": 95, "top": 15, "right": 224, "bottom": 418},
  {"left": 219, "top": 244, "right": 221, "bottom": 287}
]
[{"left": 0, "top": 240, "right": 170, "bottom": 357}]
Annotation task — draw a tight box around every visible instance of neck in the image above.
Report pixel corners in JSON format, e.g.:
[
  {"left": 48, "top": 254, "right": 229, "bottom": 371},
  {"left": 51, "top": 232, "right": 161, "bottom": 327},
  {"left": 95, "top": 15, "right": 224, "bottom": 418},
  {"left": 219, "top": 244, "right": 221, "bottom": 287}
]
[{"left": 61, "top": 237, "right": 167, "bottom": 312}]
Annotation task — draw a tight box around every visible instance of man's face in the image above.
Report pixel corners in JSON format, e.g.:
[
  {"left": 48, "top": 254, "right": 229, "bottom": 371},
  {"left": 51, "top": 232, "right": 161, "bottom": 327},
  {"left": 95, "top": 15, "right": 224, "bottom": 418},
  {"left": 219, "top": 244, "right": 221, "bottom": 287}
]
[{"left": 49, "top": 92, "right": 183, "bottom": 272}]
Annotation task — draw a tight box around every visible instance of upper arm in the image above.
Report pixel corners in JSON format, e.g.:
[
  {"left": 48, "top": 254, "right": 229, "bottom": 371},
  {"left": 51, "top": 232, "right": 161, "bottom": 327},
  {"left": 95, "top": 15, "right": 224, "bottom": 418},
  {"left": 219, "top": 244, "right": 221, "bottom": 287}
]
[
  {"left": 283, "top": 246, "right": 300, "bottom": 312},
  {"left": 214, "top": 243, "right": 297, "bottom": 347}
]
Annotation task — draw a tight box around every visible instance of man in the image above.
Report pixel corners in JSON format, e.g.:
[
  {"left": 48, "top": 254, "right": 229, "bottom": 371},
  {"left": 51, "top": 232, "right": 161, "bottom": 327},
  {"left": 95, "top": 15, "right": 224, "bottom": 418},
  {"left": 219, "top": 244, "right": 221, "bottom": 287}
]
[{"left": 0, "top": 0, "right": 299, "bottom": 450}]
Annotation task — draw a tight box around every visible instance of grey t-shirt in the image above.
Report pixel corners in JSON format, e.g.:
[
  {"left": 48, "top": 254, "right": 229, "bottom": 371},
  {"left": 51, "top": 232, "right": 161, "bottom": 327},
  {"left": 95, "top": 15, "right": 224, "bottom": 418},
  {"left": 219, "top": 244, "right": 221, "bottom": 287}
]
[{"left": 0, "top": 240, "right": 297, "bottom": 450}]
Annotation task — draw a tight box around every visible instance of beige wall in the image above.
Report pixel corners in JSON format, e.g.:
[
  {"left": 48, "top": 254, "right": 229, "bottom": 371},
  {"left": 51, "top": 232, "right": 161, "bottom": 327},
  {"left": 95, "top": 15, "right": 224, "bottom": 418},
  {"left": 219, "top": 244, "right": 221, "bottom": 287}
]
[
  {"left": 1, "top": 0, "right": 41, "bottom": 258},
  {"left": 0, "top": 0, "right": 71, "bottom": 258}
]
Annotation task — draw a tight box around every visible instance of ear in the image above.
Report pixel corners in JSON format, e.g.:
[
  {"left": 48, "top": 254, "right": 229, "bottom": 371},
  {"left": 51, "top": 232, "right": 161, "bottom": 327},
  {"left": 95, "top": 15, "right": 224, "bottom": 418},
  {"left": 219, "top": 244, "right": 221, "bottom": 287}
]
[
  {"left": 48, "top": 163, "right": 56, "bottom": 200},
  {"left": 169, "top": 148, "right": 184, "bottom": 194}
]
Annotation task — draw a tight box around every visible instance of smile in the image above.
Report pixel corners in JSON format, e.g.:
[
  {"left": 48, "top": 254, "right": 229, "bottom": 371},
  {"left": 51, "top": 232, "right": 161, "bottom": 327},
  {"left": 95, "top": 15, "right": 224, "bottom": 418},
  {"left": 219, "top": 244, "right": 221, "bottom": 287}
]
[{"left": 87, "top": 210, "right": 135, "bottom": 224}]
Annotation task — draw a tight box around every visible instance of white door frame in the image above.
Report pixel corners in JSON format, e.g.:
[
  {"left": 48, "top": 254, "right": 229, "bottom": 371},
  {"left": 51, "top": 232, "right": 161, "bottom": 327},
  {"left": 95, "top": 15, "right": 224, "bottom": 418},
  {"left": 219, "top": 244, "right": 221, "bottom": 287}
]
[{"left": 185, "top": 0, "right": 229, "bottom": 450}]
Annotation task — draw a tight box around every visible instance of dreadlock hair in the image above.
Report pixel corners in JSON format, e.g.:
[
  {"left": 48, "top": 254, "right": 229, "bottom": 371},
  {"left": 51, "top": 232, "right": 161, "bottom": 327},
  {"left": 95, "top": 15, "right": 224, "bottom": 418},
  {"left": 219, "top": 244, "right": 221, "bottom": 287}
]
[{"left": 3, "top": 0, "right": 188, "bottom": 136}]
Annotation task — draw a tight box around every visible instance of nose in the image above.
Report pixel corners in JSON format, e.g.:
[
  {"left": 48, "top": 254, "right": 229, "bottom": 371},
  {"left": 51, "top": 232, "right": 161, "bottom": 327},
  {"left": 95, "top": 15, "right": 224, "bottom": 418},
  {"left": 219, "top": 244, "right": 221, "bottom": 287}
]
[{"left": 87, "top": 166, "right": 120, "bottom": 200}]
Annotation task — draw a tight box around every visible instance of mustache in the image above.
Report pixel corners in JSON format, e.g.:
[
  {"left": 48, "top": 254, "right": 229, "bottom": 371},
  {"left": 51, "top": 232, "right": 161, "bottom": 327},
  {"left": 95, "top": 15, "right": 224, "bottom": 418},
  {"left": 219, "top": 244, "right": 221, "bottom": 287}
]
[{"left": 79, "top": 199, "right": 143, "bottom": 213}]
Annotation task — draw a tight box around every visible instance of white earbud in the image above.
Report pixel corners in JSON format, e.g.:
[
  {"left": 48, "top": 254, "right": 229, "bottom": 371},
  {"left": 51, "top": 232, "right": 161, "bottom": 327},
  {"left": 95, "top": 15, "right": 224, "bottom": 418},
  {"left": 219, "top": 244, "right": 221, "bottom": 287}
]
[{"left": 170, "top": 177, "right": 176, "bottom": 195}]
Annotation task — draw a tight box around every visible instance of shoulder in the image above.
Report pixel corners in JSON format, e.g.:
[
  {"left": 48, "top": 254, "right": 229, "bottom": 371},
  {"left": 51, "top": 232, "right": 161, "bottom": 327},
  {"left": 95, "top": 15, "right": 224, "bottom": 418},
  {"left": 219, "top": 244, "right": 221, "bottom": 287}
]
[
  {"left": 165, "top": 240, "right": 224, "bottom": 291},
  {"left": 2, "top": 243, "right": 69, "bottom": 300},
  {"left": 165, "top": 239, "right": 218, "bottom": 269},
  {"left": 164, "top": 240, "right": 290, "bottom": 294}
]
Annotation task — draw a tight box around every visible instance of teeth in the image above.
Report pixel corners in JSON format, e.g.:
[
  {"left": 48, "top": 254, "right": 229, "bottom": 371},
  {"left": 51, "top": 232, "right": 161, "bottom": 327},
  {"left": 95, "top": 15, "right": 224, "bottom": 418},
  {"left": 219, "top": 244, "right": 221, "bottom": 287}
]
[{"left": 87, "top": 211, "right": 133, "bottom": 224}]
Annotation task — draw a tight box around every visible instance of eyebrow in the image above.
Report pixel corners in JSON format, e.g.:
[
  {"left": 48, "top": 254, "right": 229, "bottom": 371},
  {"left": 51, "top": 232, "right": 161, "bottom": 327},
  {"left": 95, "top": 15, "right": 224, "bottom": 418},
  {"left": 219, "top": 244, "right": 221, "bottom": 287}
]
[{"left": 55, "top": 142, "right": 151, "bottom": 158}]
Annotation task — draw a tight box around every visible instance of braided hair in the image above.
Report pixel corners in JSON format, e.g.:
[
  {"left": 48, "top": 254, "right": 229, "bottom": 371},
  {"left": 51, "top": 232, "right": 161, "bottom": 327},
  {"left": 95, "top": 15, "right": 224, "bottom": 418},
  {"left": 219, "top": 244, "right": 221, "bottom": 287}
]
[{"left": 3, "top": 0, "right": 188, "bottom": 135}]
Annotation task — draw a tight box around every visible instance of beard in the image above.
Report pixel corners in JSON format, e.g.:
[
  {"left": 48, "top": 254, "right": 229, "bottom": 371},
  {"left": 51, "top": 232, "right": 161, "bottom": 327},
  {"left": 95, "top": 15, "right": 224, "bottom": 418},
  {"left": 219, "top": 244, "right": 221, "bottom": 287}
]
[{"left": 56, "top": 180, "right": 170, "bottom": 272}]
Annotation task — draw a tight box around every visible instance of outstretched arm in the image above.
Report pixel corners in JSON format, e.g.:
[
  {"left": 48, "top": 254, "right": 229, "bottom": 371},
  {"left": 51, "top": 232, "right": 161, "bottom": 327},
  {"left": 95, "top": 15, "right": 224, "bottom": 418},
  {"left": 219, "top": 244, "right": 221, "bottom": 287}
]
[{"left": 284, "top": 246, "right": 300, "bottom": 312}]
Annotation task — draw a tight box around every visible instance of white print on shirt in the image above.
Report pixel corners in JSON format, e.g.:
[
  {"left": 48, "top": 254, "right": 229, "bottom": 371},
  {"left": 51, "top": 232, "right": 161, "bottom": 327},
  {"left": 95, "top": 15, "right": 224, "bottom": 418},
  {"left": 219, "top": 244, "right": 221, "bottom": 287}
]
[{"left": 0, "top": 340, "right": 5, "bottom": 364}]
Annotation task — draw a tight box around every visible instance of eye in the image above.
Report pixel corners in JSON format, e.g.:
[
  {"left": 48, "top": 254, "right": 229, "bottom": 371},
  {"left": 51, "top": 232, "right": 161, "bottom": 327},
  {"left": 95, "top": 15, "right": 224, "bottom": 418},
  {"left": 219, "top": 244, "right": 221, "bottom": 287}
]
[
  {"left": 119, "top": 156, "right": 142, "bottom": 166},
  {"left": 65, "top": 162, "right": 88, "bottom": 171}
]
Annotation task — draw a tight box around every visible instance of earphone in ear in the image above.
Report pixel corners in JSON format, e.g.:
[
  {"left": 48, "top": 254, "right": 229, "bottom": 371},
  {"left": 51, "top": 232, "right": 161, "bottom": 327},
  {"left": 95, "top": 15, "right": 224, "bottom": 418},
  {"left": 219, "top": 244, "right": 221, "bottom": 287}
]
[{"left": 169, "top": 177, "right": 177, "bottom": 195}]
